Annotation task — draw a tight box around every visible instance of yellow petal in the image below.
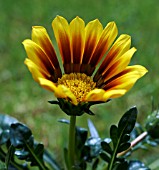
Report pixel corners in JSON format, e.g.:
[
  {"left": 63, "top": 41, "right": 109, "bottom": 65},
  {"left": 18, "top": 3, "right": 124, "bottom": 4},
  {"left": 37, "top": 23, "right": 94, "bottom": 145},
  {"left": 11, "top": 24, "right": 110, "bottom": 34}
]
[
  {"left": 57, "top": 85, "right": 78, "bottom": 105},
  {"left": 24, "top": 58, "right": 47, "bottom": 82},
  {"left": 104, "top": 65, "right": 148, "bottom": 91},
  {"left": 103, "top": 89, "right": 127, "bottom": 101},
  {"left": 83, "top": 19, "right": 103, "bottom": 62},
  {"left": 70, "top": 16, "right": 85, "bottom": 72},
  {"left": 22, "top": 39, "right": 53, "bottom": 74},
  {"left": 85, "top": 89, "right": 106, "bottom": 101},
  {"left": 94, "top": 34, "right": 131, "bottom": 82},
  {"left": 85, "top": 88, "right": 127, "bottom": 102},
  {"left": 38, "top": 77, "right": 58, "bottom": 92},
  {"left": 32, "top": 26, "right": 59, "bottom": 69},
  {"left": 81, "top": 19, "right": 103, "bottom": 73},
  {"left": 103, "top": 47, "right": 137, "bottom": 81},
  {"left": 89, "top": 21, "right": 118, "bottom": 67},
  {"left": 38, "top": 78, "right": 78, "bottom": 105},
  {"left": 52, "top": 16, "right": 71, "bottom": 65}
]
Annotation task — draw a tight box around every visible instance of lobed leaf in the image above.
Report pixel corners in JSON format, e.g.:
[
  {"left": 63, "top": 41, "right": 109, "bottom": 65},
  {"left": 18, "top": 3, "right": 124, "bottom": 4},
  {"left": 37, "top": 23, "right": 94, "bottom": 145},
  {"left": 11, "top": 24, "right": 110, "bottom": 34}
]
[
  {"left": 100, "top": 152, "right": 110, "bottom": 163},
  {"left": 110, "top": 125, "right": 118, "bottom": 148},
  {"left": 5, "top": 145, "right": 15, "bottom": 170},
  {"left": 101, "top": 141, "right": 112, "bottom": 154},
  {"left": 118, "top": 106, "right": 137, "bottom": 136},
  {"left": 10, "top": 123, "right": 34, "bottom": 148},
  {"left": 117, "top": 142, "right": 131, "bottom": 153}
]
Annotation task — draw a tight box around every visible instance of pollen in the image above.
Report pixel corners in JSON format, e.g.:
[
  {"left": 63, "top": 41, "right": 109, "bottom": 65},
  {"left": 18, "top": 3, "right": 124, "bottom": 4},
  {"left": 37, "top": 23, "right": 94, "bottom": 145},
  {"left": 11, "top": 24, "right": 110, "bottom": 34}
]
[{"left": 57, "top": 73, "right": 96, "bottom": 102}]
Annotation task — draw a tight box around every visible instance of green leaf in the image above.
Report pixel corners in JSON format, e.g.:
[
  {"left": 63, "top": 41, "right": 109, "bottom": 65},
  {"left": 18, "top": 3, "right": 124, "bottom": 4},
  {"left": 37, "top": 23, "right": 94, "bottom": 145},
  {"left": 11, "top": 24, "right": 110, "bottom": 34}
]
[
  {"left": 121, "top": 134, "right": 130, "bottom": 143},
  {"left": 10, "top": 123, "right": 48, "bottom": 170},
  {"left": 0, "top": 130, "right": 10, "bottom": 145},
  {"left": 100, "top": 152, "right": 110, "bottom": 163},
  {"left": 115, "top": 161, "right": 128, "bottom": 170},
  {"left": 0, "top": 114, "right": 18, "bottom": 130},
  {"left": 0, "top": 114, "right": 18, "bottom": 145},
  {"left": 118, "top": 107, "right": 137, "bottom": 135},
  {"left": 30, "top": 144, "right": 44, "bottom": 166},
  {"left": 43, "top": 150, "right": 62, "bottom": 170},
  {"left": 92, "top": 158, "right": 99, "bottom": 170},
  {"left": 58, "top": 118, "right": 70, "bottom": 124},
  {"left": 110, "top": 125, "right": 118, "bottom": 148},
  {"left": 15, "top": 150, "right": 29, "bottom": 160},
  {"left": 101, "top": 141, "right": 112, "bottom": 154},
  {"left": 85, "top": 137, "right": 101, "bottom": 158},
  {"left": 117, "top": 143, "right": 131, "bottom": 153},
  {"left": 0, "top": 160, "right": 6, "bottom": 170},
  {"left": 108, "top": 107, "right": 138, "bottom": 170},
  {"left": 5, "top": 145, "right": 15, "bottom": 170},
  {"left": 10, "top": 123, "right": 33, "bottom": 148},
  {"left": 76, "top": 127, "right": 88, "bottom": 149},
  {"left": 145, "top": 110, "right": 159, "bottom": 139},
  {"left": 81, "top": 145, "right": 91, "bottom": 161}
]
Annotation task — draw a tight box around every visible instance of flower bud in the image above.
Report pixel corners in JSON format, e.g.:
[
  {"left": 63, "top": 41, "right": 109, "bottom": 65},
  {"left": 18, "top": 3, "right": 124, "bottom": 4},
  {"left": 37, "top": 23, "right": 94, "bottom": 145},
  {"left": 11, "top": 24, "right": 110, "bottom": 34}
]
[{"left": 145, "top": 110, "right": 159, "bottom": 139}]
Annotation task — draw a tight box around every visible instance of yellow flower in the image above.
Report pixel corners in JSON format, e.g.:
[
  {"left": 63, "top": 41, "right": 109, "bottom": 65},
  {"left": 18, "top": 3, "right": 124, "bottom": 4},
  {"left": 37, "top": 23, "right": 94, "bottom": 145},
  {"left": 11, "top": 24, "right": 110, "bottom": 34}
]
[{"left": 23, "top": 16, "right": 147, "bottom": 112}]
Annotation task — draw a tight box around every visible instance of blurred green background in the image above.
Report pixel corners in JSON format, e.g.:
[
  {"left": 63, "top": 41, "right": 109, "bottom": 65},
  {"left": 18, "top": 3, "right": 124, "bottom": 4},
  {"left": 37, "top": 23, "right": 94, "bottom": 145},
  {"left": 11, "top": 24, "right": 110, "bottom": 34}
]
[{"left": 0, "top": 0, "right": 159, "bottom": 168}]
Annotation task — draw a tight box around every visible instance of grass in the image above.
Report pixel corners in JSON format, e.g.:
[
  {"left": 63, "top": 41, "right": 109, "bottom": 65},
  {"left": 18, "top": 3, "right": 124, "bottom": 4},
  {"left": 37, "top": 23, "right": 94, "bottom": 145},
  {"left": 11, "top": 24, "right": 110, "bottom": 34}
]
[{"left": 0, "top": 0, "right": 159, "bottom": 168}]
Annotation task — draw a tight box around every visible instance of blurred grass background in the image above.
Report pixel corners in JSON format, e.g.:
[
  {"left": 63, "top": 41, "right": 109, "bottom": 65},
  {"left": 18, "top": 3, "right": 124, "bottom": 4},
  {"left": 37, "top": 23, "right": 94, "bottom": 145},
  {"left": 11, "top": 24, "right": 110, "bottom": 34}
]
[{"left": 0, "top": 0, "right": 159, "bottom": 168}]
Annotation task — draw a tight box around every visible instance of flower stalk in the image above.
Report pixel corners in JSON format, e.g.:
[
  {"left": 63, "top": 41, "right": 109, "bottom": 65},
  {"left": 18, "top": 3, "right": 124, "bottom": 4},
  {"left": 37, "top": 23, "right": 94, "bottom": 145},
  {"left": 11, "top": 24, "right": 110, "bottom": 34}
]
[{"left": 68, "top": 116, "right": 76, "bottom": 170}]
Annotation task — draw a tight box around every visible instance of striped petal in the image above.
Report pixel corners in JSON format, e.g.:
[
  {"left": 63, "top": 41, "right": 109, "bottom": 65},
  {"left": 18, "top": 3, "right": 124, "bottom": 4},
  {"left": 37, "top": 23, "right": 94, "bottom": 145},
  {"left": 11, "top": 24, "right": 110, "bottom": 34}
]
[
  {"left": 87, "top": 21, "right": 118, "bottom": 75},
  {"left": 23, "top": 39, "right": 51, "bottom": 75},
  {"left": 94, "top": 34, "right": 131, "bottom": 82},
  {"left": 85, "top": 88, "right": 126, "bottom": 102},
  {"left": 103, "top": 65, "right": 148, "bottom": 91},
  {"left": 32, "top": 26, "right": 61, "bottom": 75},
  {"left": 103, "top": 89, "right": 127, "bottom": 101},
  {"left": 102, "top": 47, "right": 137, "bottom": 82},
  {"left": 70, "top": 17, "right": 85, "bottom": 72},
  {"left": 24, "top": 58, "right": 47, "bottom": 82},
  {"left": 23, "top": 39, "right": 59, "bottom": 82},
  {"left": 85, "top": 89, "right": 106, "bottom": 101},
  {"left": 38, "top": 78, "right": 78, "bottom": 105},
  {"left": 52, "top": 16, "right": 72, "bottom": 73},
  {"left": 81, "top": 19, "right": 103, "bottom": 73}
]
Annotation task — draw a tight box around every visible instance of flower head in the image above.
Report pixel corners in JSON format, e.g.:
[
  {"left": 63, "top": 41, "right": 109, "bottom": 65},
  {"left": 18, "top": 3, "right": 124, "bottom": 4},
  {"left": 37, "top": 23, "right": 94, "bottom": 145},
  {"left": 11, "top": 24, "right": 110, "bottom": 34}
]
[{"left": 23, "top": 16, "right": 147, "bottom": 115}]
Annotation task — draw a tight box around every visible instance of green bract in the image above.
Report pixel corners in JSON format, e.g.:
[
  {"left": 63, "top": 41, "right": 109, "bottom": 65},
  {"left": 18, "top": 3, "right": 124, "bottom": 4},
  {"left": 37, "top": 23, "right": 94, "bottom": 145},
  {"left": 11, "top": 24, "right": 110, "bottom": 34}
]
[{"left": 145, "top": 110, "right": 159, "bottom": 139}]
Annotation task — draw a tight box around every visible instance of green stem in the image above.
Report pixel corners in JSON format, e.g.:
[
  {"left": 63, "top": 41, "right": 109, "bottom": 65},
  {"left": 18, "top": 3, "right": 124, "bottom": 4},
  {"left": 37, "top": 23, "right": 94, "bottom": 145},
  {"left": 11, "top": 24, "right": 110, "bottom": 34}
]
[
  {"left": 68, "top": 116, "right": 76, "bottom": 170},
  {"left": 108, "top": 136, "right": 121, "bottom": 170},
  {"left": 0, "top": 148, "right": 24, "bottom": 170},
  {"left": 107, "top": 131, "right": 148, "bottom": 170},
  {"left": 25, "top": 143, "right": 47, "bottom": 170}
]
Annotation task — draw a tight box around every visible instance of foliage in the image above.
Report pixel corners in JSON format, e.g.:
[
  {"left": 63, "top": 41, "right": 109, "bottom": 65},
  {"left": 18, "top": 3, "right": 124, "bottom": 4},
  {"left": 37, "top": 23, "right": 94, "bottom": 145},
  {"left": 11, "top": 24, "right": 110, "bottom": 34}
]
[
  {"left": 0, "top": 114, "right": 61, "bottom": 170},
  {"left": 1, "top": 105, "right": 159, "bottom": 170}
]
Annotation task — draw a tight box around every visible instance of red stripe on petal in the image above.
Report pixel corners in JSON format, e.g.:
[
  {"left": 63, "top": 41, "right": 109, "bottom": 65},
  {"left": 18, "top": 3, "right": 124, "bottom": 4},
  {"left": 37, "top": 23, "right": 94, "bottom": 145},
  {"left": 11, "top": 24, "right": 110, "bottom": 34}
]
[
  {"left": 81, "top": 19, "right": 103, "bottom": 74},
  {"left": 102, "top": 47, "right": 136, "bottom": 82},
  {"left": 23, "top": 40, "right": 60, "bottom": 82},
  {"left": 102, "top": 65, "right": 148, "bottom": 91},
  {"left": 89, "top": 22, "right": 118, "bottom": 75},
  {"left": 52, "top": 16, "right": 72, "bottom": 74},
  {"left": 32, "top": 26, "right": 62, "bottom": 78},
  {"left": 94, "top": 35, "right": 131, "bottom": 82},
  {"left": 70, "top": 17, "right": 85, "bottom": 72}
]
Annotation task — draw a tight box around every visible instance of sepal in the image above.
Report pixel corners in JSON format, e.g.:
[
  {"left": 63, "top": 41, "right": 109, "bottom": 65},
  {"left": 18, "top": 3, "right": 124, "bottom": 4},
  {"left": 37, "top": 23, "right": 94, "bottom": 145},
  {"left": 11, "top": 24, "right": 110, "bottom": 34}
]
[{"left": 48, "top": 98, "right": 106, "bottom": 116}]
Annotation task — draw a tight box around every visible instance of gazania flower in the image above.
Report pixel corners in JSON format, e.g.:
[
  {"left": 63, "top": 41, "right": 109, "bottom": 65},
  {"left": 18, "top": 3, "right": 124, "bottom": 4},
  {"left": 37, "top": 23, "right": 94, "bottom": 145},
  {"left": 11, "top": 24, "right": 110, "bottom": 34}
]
[{"left": 23, "top": 16, "right": 147, "bottom": 115}]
